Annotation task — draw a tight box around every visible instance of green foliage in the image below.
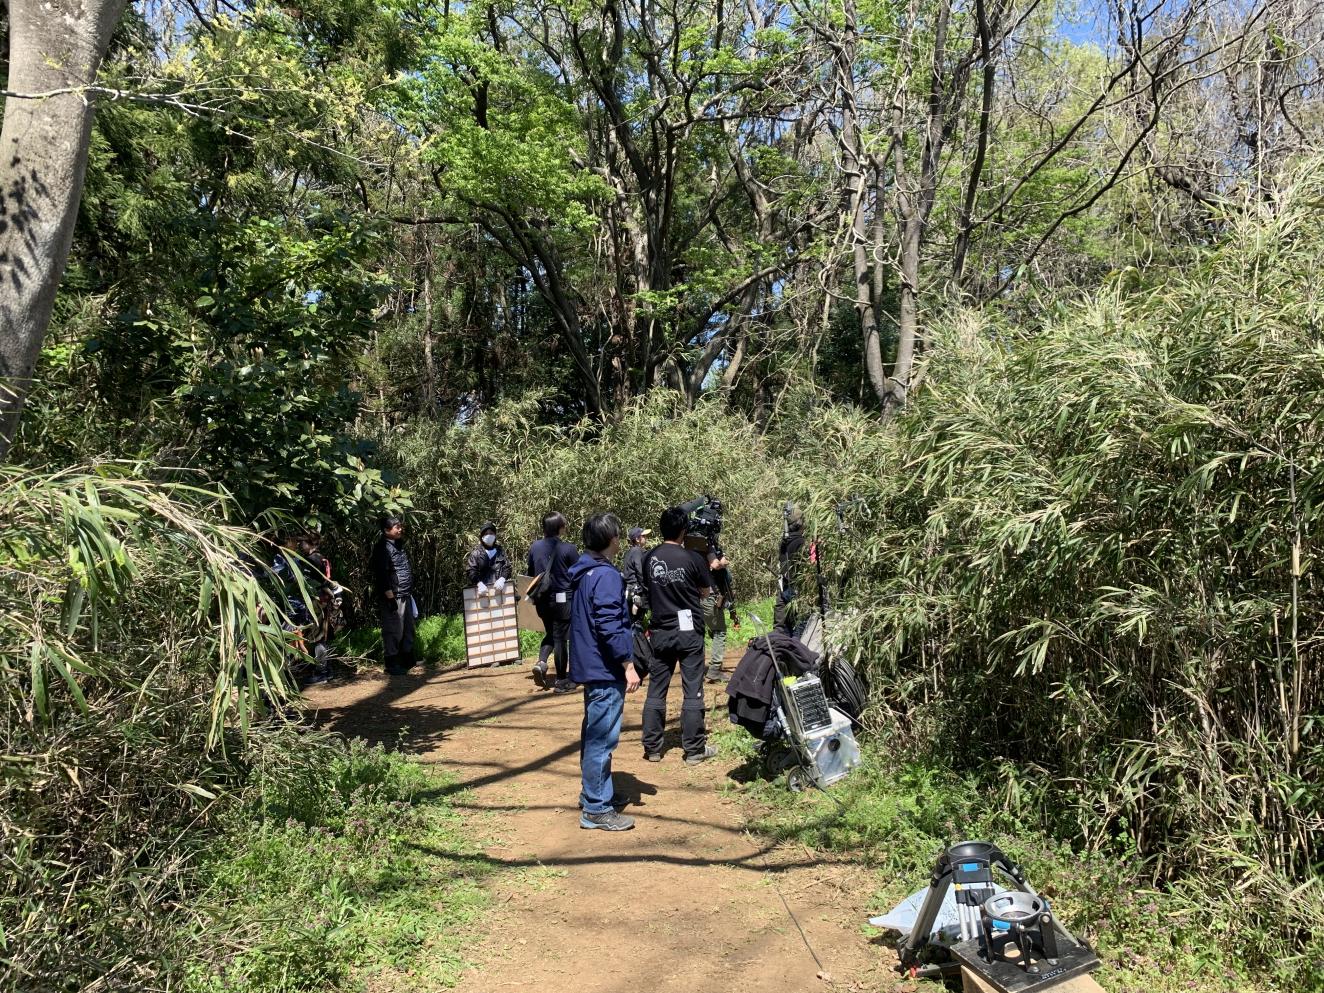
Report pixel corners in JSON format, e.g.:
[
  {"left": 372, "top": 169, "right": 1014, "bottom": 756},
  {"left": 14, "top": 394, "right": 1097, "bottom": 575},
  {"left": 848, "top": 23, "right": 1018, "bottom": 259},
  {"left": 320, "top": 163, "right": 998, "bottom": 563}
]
[
  {"left": 396, "top": 14, "right": 605, "bottom": 230},
  {"left": 19, "top": 6, "right": 407, "bottom": 527},
  {"left": 184, "top": 736, "right": 492, "bottom": 993},
  {"left": 378, "top": 391, "right": 788, "bottom": 610},
  {"left": 788, "top": 165, "right": 1324, "bottom": 985},
  {"left": 725, "top": 742, "right": 1273, "bottom": 993},
  {"left": 0, "top": 465, "right": 319, "bottom": 989},
  {"left": 173, "top": 214, "right": 396, "bottom": 520}
]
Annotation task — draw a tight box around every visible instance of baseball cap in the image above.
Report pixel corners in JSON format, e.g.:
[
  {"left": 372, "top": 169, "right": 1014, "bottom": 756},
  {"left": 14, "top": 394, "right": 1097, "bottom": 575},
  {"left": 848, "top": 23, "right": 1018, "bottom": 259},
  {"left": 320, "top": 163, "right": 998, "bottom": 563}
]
[{"left": 628, "top": 527, "right": 652, "bottom": 541}]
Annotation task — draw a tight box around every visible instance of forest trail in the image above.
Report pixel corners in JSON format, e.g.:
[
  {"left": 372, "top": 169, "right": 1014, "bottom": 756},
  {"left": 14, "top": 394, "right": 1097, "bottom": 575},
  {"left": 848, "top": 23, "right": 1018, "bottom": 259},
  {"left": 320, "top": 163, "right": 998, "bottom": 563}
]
[{"left": 307, "top": 656, "right": 890, "bottom": 993}]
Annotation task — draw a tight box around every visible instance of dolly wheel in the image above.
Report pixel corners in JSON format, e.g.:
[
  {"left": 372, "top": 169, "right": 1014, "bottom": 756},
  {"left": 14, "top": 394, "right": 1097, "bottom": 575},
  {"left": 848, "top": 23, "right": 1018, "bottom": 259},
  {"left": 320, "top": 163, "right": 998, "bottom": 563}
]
[{"left": 787, "top": 767, "right": 813, "bottom": 792}]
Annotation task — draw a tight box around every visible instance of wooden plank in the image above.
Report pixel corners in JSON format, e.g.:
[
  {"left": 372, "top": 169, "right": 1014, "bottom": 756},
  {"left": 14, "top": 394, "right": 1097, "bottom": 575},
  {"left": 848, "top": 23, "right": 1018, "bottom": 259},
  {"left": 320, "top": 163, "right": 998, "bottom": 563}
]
[
  {"left": 515, "top": 574, "right": 544, "bottom": 633},
  {"left": 462, "top": 586, "right": 523, "bottom": 668},
  {"left": 961, "top": 965, "right": 1105, "bottom": 993}
]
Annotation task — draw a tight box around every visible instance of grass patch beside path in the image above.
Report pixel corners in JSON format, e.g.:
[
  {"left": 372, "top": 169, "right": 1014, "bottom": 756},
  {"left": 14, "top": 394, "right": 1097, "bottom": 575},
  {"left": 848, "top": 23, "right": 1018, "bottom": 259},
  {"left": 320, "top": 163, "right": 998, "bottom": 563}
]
[
  {"left": 184, "top": 736, "right": 497, "bottom": 993},
  {"left": 336, "top": 613, "right": 542, "bottom": 669},
  {"left": 715, "top": 729, "right": 1279, "bottom": 993}
]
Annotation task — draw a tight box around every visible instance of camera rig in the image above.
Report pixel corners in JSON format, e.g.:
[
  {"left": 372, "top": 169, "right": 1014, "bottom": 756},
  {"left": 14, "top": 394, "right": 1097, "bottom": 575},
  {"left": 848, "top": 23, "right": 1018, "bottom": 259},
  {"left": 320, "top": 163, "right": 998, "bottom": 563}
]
[
  {"left": 680, "top": 495, "right": 739, "bottom": 625},
  {"left": 891, "top": 841, "right": 1100, "bottom": 992}
]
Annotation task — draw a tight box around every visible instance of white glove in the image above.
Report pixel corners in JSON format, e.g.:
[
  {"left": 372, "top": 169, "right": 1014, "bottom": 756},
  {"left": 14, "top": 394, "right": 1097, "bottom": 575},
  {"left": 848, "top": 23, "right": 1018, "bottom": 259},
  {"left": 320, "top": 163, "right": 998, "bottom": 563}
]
[
  {"left": 477, "top": 581, "right": 489, "bottom": 596},
  {"left": 494, "top": 576, "right": 507, "bottom": 593}
]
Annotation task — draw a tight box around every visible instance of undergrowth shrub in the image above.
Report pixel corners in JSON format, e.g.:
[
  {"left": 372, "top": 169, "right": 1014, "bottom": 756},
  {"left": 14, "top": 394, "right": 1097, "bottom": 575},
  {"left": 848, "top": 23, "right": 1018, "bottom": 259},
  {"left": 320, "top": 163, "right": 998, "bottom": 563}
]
[
  {"left": 790, "top": 164, "right": 1324, "bottom": 984},
  {"left": 334, "top": 612, "right": 542, "bottom": 667},
  {"left": 0, "top": 466, "right": 296, "bottom": 991}
]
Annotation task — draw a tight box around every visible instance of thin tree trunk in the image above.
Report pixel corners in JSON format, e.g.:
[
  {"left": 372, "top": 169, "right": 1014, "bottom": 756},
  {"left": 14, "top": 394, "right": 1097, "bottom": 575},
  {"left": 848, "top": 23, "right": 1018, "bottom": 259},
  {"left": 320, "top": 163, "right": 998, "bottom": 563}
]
[
  {"left": 951, "top": 0, "right": 998, "bottom": 287},
  {"left": 420, "top": 254, "right": 438, "bottom": 416},
  {"left": 888, "top": 213, "right": 923, "bottom": 410},
  {"left": 0, "top": 0, "right": 128, "bottom": 459}
]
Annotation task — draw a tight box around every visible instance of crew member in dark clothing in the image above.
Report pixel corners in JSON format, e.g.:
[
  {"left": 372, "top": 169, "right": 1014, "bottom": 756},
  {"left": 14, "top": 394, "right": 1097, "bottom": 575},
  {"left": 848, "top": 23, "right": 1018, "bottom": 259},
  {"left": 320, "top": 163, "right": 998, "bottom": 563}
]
[
  {"left": 465, "top": 521, "right": 513, "bottom": 595},
  {"left": 642, "top": 507, "right": 717, "bottom": 765},
  {"left": 527, "top": 511, "right": 580, "bottom": 692},
  {"left": 297, "top": 532, "right": 335, "bottom": 682},
  {"left": 272, "top": 530, "right": 317, "bottom": 674},
  {"left": 622, "top": 525, "right": 656, "bottom": 681},
  {"left": 775, "top": 505, "right": 807, "bottom": 634},
  {"left": 621, "top": 526, "right": 652, "bottom": 618},
  {"left": 368, "top": 513, "right": 416, "bottom": 675}
]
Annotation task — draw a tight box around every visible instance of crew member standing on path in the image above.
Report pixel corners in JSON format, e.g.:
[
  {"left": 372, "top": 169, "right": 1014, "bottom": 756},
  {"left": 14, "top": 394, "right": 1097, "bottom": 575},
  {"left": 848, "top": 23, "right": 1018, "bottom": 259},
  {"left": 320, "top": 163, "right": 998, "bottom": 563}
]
[
  {"left": 702, "top": 546, "right": 733, "bottom": 683},
  {"left": 465, "top": 521, "right": 512, "bottom": 596},
  {"left": 642, "top": 507, "right": 717, "bottom": 765},
  {"left": 568, "top": 513, "right": 641, "bottom": 831},
  {"left": 621, "top": 526, "right": 652, "bottom": 619},
  {"left": 297, "top": 531, "right": 336, "bottom": 683},
  {"left": 368, "top": 514, "right": 416, "bottom": 676},
  {"left": 527, "top": 511, "right": 580, "bottom": 693},
  {"left": 622, "top": 525, "right": 656, "bottom": 683}
]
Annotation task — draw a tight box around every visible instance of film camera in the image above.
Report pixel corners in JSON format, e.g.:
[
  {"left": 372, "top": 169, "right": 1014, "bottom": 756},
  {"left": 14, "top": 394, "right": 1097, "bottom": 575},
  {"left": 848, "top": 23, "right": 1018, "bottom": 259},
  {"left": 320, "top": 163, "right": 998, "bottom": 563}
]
[
  {"left": 680, "top": 495, "right": 738, "bottom": 622},
  {"left": 680, "top": 495, "right": 724, "bottom": 544}
]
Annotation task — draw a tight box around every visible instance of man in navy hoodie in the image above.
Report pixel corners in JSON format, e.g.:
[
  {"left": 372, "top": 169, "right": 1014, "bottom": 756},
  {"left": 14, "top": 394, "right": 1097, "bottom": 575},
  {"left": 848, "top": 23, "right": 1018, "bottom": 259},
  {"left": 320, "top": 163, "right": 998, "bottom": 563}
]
[
  {"left": 568, "top": 512, "right": 641, "bottom": 831},
  {"left": 527, "top": 511, "right": 580, "bottom": 693}
]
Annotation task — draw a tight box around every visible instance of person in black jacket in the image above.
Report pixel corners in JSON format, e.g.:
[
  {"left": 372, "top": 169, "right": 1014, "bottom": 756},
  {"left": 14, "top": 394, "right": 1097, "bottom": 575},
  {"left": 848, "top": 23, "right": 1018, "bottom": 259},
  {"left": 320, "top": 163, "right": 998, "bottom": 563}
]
[
  {"left": 642, "top": 507, "right": 717, "bottom": 765},
  {"left": 527, "top": 511, "right": 580, "bottom": 692},
  {"left": 368, "top": 513, "right": 416, "bottom": 676},
  {"left": 621, "top": 526, "right": 652, "bottom": 618},
  {"left": 464, "top": 521, "right": 513, "bottom": 595},
  {"left": 621, "top": 526, "right": 656, "bottom": 684}
]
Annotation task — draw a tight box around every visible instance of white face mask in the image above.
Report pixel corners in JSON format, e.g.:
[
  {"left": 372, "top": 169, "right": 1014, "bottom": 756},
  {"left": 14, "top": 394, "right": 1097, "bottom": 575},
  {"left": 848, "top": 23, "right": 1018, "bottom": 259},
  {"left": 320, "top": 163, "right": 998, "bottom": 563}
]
[{"left": 482, "top": 533, "right": 497, "bottom": 548}]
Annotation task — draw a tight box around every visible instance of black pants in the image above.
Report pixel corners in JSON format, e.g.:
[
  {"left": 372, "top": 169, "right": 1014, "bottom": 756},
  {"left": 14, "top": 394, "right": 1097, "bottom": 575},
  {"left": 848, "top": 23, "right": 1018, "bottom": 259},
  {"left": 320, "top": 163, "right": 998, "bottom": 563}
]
[
  {"left": 642, "top": 630, "right": 706, "bottom": 757},
  {"left": 535, "top": 599, "right": 572, "bottom": 680},
  {"left": 773, "top": 590, "right": 797, "bottom": 635}
]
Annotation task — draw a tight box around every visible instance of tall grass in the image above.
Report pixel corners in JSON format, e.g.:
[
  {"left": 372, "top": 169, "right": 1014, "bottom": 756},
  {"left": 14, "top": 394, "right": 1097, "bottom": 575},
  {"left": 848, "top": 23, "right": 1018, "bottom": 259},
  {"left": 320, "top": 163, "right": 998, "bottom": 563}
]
[
  {"left": 790, "top": 165, "right": 1324, "bottom": 981},
  {"left": 0, "top": 465, "right": 297, "bottom": 989}
]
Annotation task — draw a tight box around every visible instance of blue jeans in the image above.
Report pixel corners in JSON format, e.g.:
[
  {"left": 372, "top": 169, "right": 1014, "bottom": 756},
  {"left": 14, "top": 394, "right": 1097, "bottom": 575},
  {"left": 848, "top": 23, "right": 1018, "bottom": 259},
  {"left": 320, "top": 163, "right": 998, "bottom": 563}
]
[{"left": 579, "top": 680, "right": 625, "bottom": 814}]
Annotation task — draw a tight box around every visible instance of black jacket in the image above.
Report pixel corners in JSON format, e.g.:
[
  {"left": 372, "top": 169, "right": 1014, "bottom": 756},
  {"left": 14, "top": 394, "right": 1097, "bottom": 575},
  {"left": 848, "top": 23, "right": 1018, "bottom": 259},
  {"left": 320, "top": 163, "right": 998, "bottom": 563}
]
[
  {"left": 622, "top": 544, "right": 650, "bottom": 602},
  {"left": 369, "top": 537, "right": 413, "bottom": 599},
  {"left": 465, "top": 544, "right": 513, "bottom": 587},
  {"left": 527, "top": 536, "right": 579, "bottom": 601},
  {"left": 778, "top": 528, "right": 806, "bottom": 598},
  {"left": 726, "top": 631, "right": 819, "bottom": 736}
]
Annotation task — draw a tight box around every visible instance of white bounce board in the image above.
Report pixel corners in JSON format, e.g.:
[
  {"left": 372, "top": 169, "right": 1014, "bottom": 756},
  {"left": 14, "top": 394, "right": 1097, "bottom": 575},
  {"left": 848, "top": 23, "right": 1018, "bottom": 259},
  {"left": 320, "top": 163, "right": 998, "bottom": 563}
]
[{"left": 462, "top": 586, "right": 522, "bottom": 668}]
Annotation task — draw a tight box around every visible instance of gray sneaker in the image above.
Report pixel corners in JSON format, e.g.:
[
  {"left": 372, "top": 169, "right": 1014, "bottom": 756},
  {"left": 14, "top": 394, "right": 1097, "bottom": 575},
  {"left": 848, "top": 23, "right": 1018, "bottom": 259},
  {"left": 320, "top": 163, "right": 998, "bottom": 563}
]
[
  {"left": 705, "top": 667, "right": 725, "bottom": 684},
  {"left": 644, "top": 752, "right": 663, "bottom": 762},
  {"left": 532, "top": 661, "right": 549, "bottom": 688},
  {"left": 580, "top": 809, "right": 635, "bottom": 831},
  {"left": 553, "top": 678, "right": 575, "bottom": 694},
  {"left": 684, "top": 745, "right": 718, "bottom": 766}
]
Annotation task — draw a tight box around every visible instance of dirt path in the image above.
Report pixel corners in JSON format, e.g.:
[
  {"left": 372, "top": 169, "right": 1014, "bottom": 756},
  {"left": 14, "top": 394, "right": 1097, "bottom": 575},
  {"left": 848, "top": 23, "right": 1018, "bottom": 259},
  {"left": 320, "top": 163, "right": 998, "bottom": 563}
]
[{"left": 307, "top": 659, "right": 891, "bottom": 993}]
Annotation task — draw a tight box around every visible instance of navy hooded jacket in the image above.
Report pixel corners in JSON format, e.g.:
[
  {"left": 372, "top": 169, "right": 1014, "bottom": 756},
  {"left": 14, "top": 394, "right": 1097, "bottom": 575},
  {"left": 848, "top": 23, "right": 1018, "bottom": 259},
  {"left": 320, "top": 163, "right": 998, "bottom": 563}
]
[{"left": 568, "top": 551, "right": 633, "bottom": 684}]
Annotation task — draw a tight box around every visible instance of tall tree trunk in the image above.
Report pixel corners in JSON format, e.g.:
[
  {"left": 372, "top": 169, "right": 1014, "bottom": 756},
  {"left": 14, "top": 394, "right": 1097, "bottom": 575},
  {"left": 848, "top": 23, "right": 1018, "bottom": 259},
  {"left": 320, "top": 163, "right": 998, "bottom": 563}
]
[
  {"left": 951, "top": 0, "right": 998, "bottom": 288},
  {"left": 888, "top": 212, "right": 923, "bottom": 410},
  {"left": 0, "top": 0, "right": 127, "bottom": 459},
  {"left": 837, "top": 0, "right": 888, "bottom": 404},
  {"left": 420, "top": 258, "right": 438, "bottom": 416}
]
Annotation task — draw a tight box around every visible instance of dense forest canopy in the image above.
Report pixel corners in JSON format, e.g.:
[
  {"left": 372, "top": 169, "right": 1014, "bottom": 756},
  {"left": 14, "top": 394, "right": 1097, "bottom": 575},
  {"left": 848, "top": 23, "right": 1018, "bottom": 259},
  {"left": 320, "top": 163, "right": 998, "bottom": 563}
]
[{"left": 6, "top": 0, "right": 1322, "bottom": 499}]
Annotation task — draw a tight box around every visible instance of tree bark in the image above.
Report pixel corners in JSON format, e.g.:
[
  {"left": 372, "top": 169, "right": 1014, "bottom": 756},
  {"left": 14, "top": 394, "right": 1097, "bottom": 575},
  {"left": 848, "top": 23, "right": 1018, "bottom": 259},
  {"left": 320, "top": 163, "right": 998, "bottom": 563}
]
[
  {"left": 951, "top": 0, "right": 999, "bottom": 288},
  {"left": 0, "top": 0, "right": 128, "bottom": 459},
  {"left": 837, "top": 0, "right": 888, "bottom": 404},
  {"left": 420, "top": 256, "right": 438, "bottom": 416}
]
